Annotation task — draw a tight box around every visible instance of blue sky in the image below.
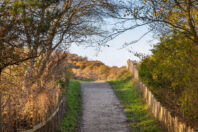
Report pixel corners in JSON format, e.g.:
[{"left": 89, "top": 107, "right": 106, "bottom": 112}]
[{"left": 69, "top": 25, "right": 157, "bottom": 67}]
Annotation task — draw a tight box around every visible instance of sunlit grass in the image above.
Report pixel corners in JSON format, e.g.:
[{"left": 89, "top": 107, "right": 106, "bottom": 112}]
[
  {"left": 109, "top": 79, "right": 166, "bottom": 132},
  {"left": 59, "top": 80, "right": 82, "bottom": 132}
]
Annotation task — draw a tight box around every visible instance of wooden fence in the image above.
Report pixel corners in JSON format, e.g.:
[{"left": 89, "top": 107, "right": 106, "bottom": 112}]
[
  {"left": 127, "top": 59, "right": 196, "bottom": 132},
  {"left": 22, "top": 96, "right": 66, "bottom": 132}
]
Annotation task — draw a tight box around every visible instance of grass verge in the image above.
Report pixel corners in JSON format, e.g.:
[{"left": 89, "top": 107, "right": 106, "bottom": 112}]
[
  {"left": 59, "top": 80, "right": 82, "bottom": 132},
  {"left": 109, "top": 79, "right": 166, "bottom": 132}
]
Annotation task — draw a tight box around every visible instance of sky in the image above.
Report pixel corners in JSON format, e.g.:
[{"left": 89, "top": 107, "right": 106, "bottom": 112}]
[{"left": 69, "top": 25, "right": 157, "bottom": 67}]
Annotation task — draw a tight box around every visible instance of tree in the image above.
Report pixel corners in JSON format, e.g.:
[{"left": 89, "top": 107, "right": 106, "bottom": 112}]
[
  {"left": 0, "top": 0, "right": 123, "bottom": 91},
  {"left": 108, "top": 0, "right": 198, "bottom": 46},
  {"left": 0, "top": 1, "right": 36, "bottom": 75},
  {"left": 0, "top": 0, "right": 123, "bottom": 74}
]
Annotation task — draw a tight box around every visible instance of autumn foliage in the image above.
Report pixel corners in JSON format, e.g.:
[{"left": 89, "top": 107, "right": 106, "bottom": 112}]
[
  {"left": 0, "top": 52, "right": 68, "bottom": 131},
  {"left": 66, "top": 53, "right": 130, "bottom": 81}
]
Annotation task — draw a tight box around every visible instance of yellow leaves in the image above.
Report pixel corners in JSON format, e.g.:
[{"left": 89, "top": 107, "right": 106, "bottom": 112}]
[
  {"left": 153, "top": 12, "right": 160, "bottom": 17},
  {"left": 132, "top": 8, "right": 139, "bottom": 18},
  {"left": 192, "top": 9, "right": 198, "bottom": 23}
]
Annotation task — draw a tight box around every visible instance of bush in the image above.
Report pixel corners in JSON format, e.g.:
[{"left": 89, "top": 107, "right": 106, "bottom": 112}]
[
  {"left": 65, "top": 68, "right": 73, "bottom": 88},
  {"left": 139, "top": 33, "right": 198, "bottom": 127}
]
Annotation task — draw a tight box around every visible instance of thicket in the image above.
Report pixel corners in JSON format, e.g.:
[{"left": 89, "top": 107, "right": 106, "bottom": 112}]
[
  {"left": 139, "top": 33, "right": 198, "bottom": 127},
  {"left": 0, "top": 52, "right": 68, "bottom": 131}
]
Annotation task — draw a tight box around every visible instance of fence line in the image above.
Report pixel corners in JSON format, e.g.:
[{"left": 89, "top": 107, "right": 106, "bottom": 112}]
[
  {"left": 22, "top": 97, "right": 65, "bottom": 132},
  {"left": 127, "top": 59, "right": 196, "bottom": 132}
]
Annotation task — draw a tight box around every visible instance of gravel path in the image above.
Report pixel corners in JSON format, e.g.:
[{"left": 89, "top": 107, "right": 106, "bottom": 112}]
[{"left": 80, "top": 82, "right": 130, "bottom": 132}]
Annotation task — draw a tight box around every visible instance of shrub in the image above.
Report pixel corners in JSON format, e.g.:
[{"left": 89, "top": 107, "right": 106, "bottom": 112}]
[{"left": 139, "top": 33, "right": 198, "bottom": 127}]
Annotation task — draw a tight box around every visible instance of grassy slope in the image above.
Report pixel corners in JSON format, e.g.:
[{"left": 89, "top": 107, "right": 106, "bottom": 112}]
[
  {"left": 109, "top": 79, "right": 166, "bottom": 132},
  {"left": 59, "top": 80, "right": 82, "bottom": 132}
]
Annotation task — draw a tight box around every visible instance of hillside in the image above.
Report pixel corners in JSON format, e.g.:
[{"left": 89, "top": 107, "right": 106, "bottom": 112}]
[{"left": 65, "top": 53, "right": 130, "bottom": 81}]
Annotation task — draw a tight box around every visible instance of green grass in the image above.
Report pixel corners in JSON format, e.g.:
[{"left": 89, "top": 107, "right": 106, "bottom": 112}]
[
  {"left": 59, "top": 80, "right": 82, "bottom": 132},
  {"left": 109, "top": 79, "right": 166, "bottom": 132},
  {"left": 73, "top": 78, "right": 95, "bottom": 82},
  {"left": 74, "top": 79, "right": 94, "bottom": 82}
]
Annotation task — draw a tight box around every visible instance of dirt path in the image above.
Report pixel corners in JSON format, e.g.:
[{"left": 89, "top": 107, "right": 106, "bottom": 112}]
[{"left": 80, "top": 82, "right": 130, "bottom": 132}]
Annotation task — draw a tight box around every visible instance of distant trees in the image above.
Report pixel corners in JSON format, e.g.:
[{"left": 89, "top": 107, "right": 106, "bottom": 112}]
[
  {"left": 98, "top": 65, "right": 110, "bottom": 80},
  {"left": 67, "top": 53, "right": 130, "bottom": 81}
]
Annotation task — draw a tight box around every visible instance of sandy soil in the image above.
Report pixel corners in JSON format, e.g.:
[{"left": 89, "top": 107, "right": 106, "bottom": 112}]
[{"left": 80, "top": 82, "right": 130, "bottom": 132}]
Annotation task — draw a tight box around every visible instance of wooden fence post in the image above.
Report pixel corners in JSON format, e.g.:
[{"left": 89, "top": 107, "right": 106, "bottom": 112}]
[
  {"left": 0, "top": 69, "right": 2, "bottom": 132},
  {"left": 0, "top": 93, "right": 2, "bottom": 132}
]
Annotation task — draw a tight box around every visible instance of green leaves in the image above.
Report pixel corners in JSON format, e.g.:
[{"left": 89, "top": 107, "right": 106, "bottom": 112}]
[{"left": 139, "top": 33, "right": 198, "bottom": 126}]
